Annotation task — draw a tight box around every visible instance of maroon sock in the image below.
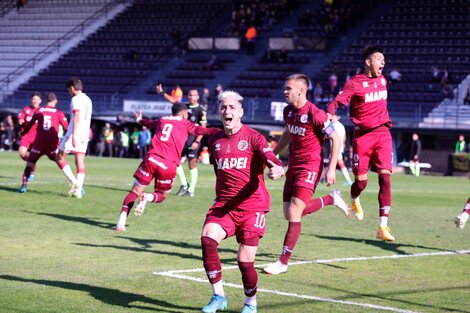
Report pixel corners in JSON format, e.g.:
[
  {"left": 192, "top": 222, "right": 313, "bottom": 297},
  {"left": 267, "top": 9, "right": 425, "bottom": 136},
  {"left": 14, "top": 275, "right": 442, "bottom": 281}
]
[
  {"left": 201, "top": 236, "right": 222, "bottom": 284},
  {"left": 378, "top": 174, "right": 391, "bottom": 208},
  {"left": 302, "top": 195, "right": 333, "bottom": 217},
  {"left": 279, "top": 222, "right": 301, "bottom": 265},
  {"left": 121, "top": 191, "right": 138, "bottom": 214},
  {"left": 150, "top": 192, "right": 166, "bottom": 203},
  {"left": 22, "top": 166, "right": 32, "bottom": 186},
  {"left": 463, "top": 197, "right": 470, "bottom": 214},
  {"left": 238, "top": 261, "right": 257, "bottom": 297},
  {"left": 351, "top": 179, "right": 367, "bottom": 199}
]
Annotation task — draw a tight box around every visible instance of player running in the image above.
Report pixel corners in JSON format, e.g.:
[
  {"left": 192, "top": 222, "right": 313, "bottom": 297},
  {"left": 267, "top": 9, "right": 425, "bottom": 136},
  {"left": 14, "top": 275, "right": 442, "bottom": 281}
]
[
  {"left": 18, "top": 93, "right": 70, "bottom": 193},
  {"left": 116, "top": 104, "right": 218, "bottom": 231},
  {"left": 454, "top": 197, "right": 470, "bottom": 229},
  {"left": 156, "top": 84, "right": 207, "bottom": 197},
  {"left": 200, "top": 90, "right": 285, "bottom": 313},
  {"left": 263, "top": 74, "right": 350, "bottom": 275},
  {"left": 17, "top": 91, "right": 42, "bottom": 181},
  {"left": 57, "top": 77, "right": 93, "bottom": 198},
  {"left": 327, "top": 46, "right": 395, "bottom": 241}
]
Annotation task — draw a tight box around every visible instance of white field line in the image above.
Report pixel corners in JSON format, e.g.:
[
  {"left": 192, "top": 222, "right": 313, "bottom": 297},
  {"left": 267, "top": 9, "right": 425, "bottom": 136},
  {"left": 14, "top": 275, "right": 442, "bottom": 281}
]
[{"left": 153, "top": 249, "right": 470, "bottom": 313}]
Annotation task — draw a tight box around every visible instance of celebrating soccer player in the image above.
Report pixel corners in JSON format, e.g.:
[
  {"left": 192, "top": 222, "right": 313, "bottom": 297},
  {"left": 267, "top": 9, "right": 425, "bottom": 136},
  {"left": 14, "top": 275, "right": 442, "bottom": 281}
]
[
  {"left": 17, "top": 91, "right": 42, "bottom": 181},
  {"left": 156, "top": 83, "right": 207, "bottom": 197},
  {"left": 327, "top": 46, "right": 395, "bottom": 241},
  {"left": 200, "top": 90, "right": 284, "bottom": 313},
  {"left": 18, "top": 93, "right": 69, "bottom": 193},
  {"left": 115, "top": 104, "right": 218, "bottom": 231},
  {"left": 263, "top": 74, "right": 350, "bottom": 275},
  {"left": 57, "top": 77, "right": 93, "bottom": 198}
]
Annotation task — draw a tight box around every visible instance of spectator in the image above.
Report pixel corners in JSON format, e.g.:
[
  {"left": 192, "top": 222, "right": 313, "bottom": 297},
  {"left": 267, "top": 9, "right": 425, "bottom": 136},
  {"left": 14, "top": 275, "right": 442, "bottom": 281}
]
[
  {"left": 1, "top": 115, "right": 14, "bottom": 151},
  {"left": 95, "top": 126, "right": 105, "bottom": 157},
  {"left": 278, "top": 48, "right": 288, "bottom": 63},
  {"left": 263, "top": 48, "right": 276, "bottom": 63},
  {"left": 455, "top": 134, "right": 467, "bottom": 153},
  {"left": 245, "top": 25, "right": 257, "bottom": 54},
  {"left": 389, "top": 68, "right": 402, "bottom": 83},
  {"left": 328, "top": 72, "right": 338, "bottom": 97},
  {"left": 130, "top": 127, "right": 140, "bottom": 158},
  {"left": 201, "top": 88, "right": 210, "bottom": 111},
  {"left": 313, "top": 83, "right": 323, "bottom": 104},
  {"left": 202, "top": 54, "right": 221, "bottom": 71},
  {"left": 409, "top": 133, "right": 421, "bottom": 177},
  {"left": 440, "top": 68, "right": 450, "bottom": 86},
  {"left": 104, "top": 123, "right": 114, "bottom": 157},
  {"left": 211, "top": 83, "right": 223, "bottom": 115},
  {"left": 138, "top": 126, "right": 150, "bottom": 159}
]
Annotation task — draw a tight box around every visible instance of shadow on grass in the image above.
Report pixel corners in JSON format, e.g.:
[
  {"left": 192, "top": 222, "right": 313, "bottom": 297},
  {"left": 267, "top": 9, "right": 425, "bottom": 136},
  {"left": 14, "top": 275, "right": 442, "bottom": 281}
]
[
  {"left": 23, "top": 211, "right": 115, "bottom": 230},
  {"left": 0, "top": 274, "right": 201, "bottom": 312},
  {"left": 85, "top": 183, "right": 130, "bottom": 193},
  {"left": 0, "top": 185, "right": 66, "bottom": 197},
  {"left": 315, "top": 283, "right": 470, "bottom": 313},
  {"left": 311, "top": 234, "right": 450, "bottom": 255}
]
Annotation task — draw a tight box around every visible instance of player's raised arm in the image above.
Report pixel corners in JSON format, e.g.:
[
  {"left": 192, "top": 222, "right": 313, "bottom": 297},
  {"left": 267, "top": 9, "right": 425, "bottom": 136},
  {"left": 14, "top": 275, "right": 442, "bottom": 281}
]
[{"left": 156, "top": 83, "right": 179, "bottom": 105}]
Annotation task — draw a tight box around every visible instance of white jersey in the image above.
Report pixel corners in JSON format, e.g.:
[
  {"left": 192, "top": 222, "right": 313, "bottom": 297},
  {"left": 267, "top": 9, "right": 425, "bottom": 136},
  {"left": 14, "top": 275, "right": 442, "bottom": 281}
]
[{"left": 61, "top": 92, "right": 92, "bottom": 153}]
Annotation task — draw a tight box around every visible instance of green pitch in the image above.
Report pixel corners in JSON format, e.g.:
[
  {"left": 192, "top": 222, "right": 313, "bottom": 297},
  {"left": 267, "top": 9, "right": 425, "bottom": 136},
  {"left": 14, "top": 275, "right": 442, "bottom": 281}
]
[{"left": 0, "top": 152, "right": 468, "bottom": 313}]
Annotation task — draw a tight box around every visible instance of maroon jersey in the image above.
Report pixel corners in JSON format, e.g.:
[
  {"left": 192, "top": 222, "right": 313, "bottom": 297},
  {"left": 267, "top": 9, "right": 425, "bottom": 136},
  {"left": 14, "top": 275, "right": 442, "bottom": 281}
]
[
  {"left": 209, "top": 125, "right": 282, "bottom": 212},
  {"left": 283, "top": 101, "right": 328, "bottom": 165},
  {"left": 27, "top": 106, "right": 68, "bottom": 145},
  {"left": 18, "top": 105, "right": 39, "bottom": 137},
  {"left": 141, "top": 116, "right": 217, "bottom": 166},
  {"left": 327, "top": 73, "right": 391, "bottom": 131}
]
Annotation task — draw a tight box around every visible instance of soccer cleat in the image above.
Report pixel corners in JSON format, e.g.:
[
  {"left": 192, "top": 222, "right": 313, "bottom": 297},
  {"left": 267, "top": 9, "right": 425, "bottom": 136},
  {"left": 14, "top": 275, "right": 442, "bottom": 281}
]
[
  {"left": 175, "top": 185, "right": 188, "bottom": 196},
  {"left": 182, "top": 191, "right": 194, "bottom": 197},
  {"left": 351, "top": 197, "right": 364, "bottom": 220},
  {"left": 134, "top": 193, "right": 149, "bottom": 216},
  {"left": 331, "top": 189, "right": 350, "bottom": 218},
  {"left": 67, "top": 183, "right": 77, "bottom": 197},
  {"left": 263, "top": 260, "right": 288, "bottom": 275},
  {"left": 241, "top": 303, "right": 257, "bottom": 313},
  {"left": 376, "top": 226, "right": 395, "bottom": 241},
  {"left": 115, "top": 224, "right": 126, "bottom": 232},
  {"left": 28, "top": 174, "right": 35, "bottom": 182},
  {"left": 18, "top": 185, "right": 27, "bottom": 193},
  {"left": 201, "top": 294, "right": 228, "bottom": 313},
  {"left": 454, "top": 212, "right": 469, "bottom": 229},
  {"left": 71, "top": 187, "right": 83, "bottom": 199}
]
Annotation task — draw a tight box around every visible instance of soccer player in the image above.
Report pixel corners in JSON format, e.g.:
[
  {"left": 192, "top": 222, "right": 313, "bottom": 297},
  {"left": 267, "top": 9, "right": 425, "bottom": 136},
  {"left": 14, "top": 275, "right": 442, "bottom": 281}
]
[
  {"left": 156, "top": 83, "right": 207, "bottom": 197},
  {"left": 57, "top": 77, "right": 93, "bottom": 198},
  {"left": 116, "top": 104, "right": 218, "bottom": 231},
  {"left": 200, "top": 90, "right": 285, "bottom": 313},
  {"left": 326, "top": 46, "right": 395, "bottom": 241},
  {"left": 17, "top": 91, "right": 42, "bottom": 180},
  {"left": 331, "top": 114, "right": 353, "bottom": 185},
  {"left": 454, "top": 197, "right": 470, "bottom": 229},
  {"left": 263, "top": 74, "right": 350, "bottom": 275},
  {"left": 18, "top": 93, "right": 71, "bottom": 192}
]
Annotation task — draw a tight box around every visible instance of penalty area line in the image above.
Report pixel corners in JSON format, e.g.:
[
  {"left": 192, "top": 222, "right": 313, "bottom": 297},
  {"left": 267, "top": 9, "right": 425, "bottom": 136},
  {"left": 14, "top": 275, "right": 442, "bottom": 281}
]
[{"left": 153, "top": 249, "right": 470, "bottom": 313}]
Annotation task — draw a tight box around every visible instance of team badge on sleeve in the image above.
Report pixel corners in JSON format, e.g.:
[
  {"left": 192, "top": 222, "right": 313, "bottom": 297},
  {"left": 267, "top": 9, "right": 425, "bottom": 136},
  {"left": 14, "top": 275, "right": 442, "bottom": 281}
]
[{"left": 322, "top": 121, "right": 335, "bottom": 137}]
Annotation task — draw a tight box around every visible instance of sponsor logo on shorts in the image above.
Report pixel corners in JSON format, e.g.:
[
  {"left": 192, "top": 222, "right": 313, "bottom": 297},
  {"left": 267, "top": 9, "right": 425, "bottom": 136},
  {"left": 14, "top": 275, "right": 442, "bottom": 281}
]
[
  {"left": 156, "top": 179, "right": 173, "bottom": 184},
  {"left": 238, "top": 140, "right": 248, "bottom": 151},
  {"left": 138, "top": 167, "right": 150, "bottom": 177}
]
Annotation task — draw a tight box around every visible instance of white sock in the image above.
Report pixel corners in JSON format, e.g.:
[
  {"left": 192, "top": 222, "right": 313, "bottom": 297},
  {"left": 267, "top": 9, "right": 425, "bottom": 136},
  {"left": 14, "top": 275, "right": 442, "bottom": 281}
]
[
  {"left": 212, "top": 280, "right": 225, "bottom": 297},
  {"left": 244, "top": 295, "right": 257, "bottom": 306},
  {"left": 379, "top": 216, "right": 388, "bottom": 227},
  {"left": 117, "top": 211, "right": 127, "bottom": 227},
  {"left": 146, "top": 193, "right": 156, "bottom": 203},
  {"left": 341, "top": 167, "right": 352, "bottom": 184},
  {"left": 62, "top": 165, "right": 76, "bottom": 184},
  {"left": 176, "top": 166, "right": 187, "bottom": 186},
  {"left": 188, "top": 167, "right": 198, "bottom": 193},
  {"left": 76, "top": 172, "right": 85, "bottom": 189}
]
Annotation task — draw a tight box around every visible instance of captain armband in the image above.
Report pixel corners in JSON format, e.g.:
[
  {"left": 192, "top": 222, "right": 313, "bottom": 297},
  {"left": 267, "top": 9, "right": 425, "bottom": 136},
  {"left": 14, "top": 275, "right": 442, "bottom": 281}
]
[{"left": 322, "top": 121, "right": 335, "bottom": 137}]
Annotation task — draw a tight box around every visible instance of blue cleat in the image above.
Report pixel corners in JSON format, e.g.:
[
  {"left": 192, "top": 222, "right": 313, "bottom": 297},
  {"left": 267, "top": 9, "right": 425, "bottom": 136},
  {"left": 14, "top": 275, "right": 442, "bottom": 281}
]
[
  {"left": 18, "top": 186, "right": 27, "bottom": 193},
  {"left": 28, "top": 174, "right": 34, "bottom": 182},
  {"left": 201, "top": 295, "right": 228, "bottom": 313},
  {"left": 241, "top": 303, "right": 257, "bottom": 313}
]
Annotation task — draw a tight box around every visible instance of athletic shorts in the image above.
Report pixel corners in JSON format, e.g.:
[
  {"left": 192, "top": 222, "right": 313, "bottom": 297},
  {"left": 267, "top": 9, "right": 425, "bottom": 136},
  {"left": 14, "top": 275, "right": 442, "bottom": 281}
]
[
  {"left": 282, "top": 162, "right": 322, "bottom": 202},
  {"left": 204, "top": 204, "right": 267, "bottom": 246},
  {"left": 28, "top": 142, "right": 59, "bottom": 163},
  {"left": 20, "top": 133, "right": 35, "bottom": 150},
  {"left": 60, "top": 135, "right": 89, "bottom": 154},
  {"left": 133, "top": 154, "right": 176, "bottom": 192},
  {"left": 352, "top": 126, "right": 393, "bottom": 176}
]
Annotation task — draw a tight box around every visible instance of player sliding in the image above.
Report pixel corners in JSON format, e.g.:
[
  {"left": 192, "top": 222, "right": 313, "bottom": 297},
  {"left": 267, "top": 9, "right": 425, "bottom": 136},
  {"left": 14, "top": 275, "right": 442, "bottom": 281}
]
[
  {"left": 327, "top": 46, "right": 395, "bottom": 241},
  {"left": 263, "top": 74, "right": 350, "bottom": 276},
  {"left": 200, "top": 90, "right": 285, "bottom": 313},
  {"left": 115, "top": 104, "right": 217, "bottom": 231}
]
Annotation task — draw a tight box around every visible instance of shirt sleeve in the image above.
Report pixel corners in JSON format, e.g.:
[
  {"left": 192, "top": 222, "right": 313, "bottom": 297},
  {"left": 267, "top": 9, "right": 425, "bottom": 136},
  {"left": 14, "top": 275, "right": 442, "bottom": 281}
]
[
  {"left": 327, "top": 79, "right": 355, "bottom": 114},
  {"left": 253, "top": 132, "right": 283, "bottom": 167}
]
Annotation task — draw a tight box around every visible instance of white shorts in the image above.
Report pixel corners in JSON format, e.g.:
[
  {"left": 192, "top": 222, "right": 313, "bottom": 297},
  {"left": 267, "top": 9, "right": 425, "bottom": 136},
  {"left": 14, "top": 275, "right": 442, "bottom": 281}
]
[{"left": 60, "top": 135, "right": 89, "bottom": 154}]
